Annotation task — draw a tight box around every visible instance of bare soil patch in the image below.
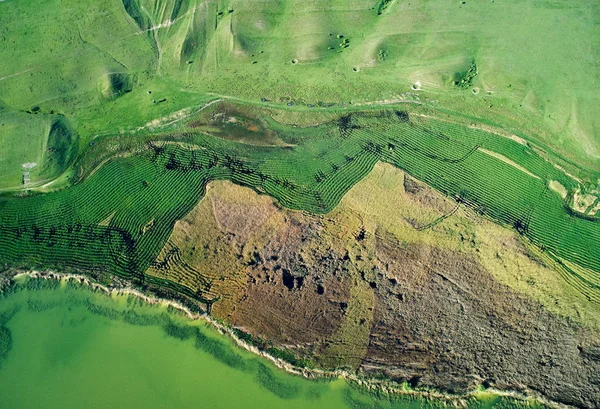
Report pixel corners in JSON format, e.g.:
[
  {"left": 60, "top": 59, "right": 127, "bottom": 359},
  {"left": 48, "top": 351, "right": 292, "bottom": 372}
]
[
  {"left": 366, "top": 238, "right": 599, "bottom": 408},
  {"left": 146, "top": 174, "right": 600, "bottom": 408}
]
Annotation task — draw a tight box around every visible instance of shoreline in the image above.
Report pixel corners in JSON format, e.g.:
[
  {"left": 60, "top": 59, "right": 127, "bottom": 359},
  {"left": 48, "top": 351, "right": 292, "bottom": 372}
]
[{"left": 8, "top": 270, "right": 567, "bottom": 409}]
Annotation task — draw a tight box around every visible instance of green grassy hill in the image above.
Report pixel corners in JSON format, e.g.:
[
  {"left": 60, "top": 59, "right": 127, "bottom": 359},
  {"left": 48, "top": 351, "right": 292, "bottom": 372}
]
[{"left": 1, "top": 0, "right": 599, "bottom": 168}]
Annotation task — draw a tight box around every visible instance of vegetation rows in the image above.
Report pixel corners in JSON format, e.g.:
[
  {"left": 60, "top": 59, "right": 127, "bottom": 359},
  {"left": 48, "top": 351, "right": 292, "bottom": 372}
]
[{"left": 0, "top": 108, "right": 598, "bottom": 303}]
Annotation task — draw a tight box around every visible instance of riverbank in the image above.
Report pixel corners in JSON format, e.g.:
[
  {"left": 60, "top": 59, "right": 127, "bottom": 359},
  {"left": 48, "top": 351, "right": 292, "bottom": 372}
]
[{"left": 1, "top": 270, "right": 565, "bottom": 409}]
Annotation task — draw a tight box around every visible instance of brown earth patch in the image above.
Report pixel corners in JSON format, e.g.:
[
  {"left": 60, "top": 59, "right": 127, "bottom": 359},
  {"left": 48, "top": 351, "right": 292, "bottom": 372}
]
[
  {"left": 365, "top": 236, "right": 600, "bottom": 408},
  {"left": 403, "top": 175, "right": 455, "bottom": 213},
  {"left": 226, "top": 203, "right": 354, "bottom": 346},
  {"left": 147, "top": 181, "right": 354, "bottom": 347},
  {"left": 187, "top": 102, "right": 290, "bottom": 147},
  {"left": 230, "top": 254, "right": 351, "bottom": 345},
  {"left": 146, "top": 166, "right": 600, "bottom": 408}
]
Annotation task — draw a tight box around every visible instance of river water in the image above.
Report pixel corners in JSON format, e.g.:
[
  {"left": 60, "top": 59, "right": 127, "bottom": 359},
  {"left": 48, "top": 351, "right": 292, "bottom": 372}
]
[{"left": 0, "top": 277, "right": 536, "bottom": 409}]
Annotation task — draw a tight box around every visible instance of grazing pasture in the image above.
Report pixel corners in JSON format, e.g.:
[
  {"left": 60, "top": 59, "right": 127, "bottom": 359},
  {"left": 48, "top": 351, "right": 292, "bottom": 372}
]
[{"left": 0, "top": 0, "right": 598, "bottom": 164}]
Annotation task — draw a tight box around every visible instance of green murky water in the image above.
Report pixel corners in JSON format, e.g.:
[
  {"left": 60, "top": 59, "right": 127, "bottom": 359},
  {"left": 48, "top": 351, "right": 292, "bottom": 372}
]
[{"left": 0, "top": 277, "right": 538, "bottom": 409}]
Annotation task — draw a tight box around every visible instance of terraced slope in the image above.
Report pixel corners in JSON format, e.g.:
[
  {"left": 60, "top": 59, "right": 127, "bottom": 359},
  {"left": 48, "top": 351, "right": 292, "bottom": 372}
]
[{"left": 1, "top": 105, "right": 599, "bottom": 305}]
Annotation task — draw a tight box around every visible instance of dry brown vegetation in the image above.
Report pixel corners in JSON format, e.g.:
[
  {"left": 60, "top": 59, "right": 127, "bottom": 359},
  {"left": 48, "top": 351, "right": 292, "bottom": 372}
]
[{"left": 146, "top": 164, "right": 600, "bottom": 408}]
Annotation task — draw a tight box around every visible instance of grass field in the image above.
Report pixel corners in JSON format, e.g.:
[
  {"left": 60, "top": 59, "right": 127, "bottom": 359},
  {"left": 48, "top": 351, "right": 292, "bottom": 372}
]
[
  {"left": 1, "top": 0, "right": 599, "bottom": 165},
  {"left": 0, "top": 108, "right": 50, "bottom": 189}
]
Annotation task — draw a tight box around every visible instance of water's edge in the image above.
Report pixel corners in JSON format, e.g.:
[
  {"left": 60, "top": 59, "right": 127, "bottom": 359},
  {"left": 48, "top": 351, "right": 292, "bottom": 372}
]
[{"left": 2, "top": 270, "right": 563, "bottom": 409}]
